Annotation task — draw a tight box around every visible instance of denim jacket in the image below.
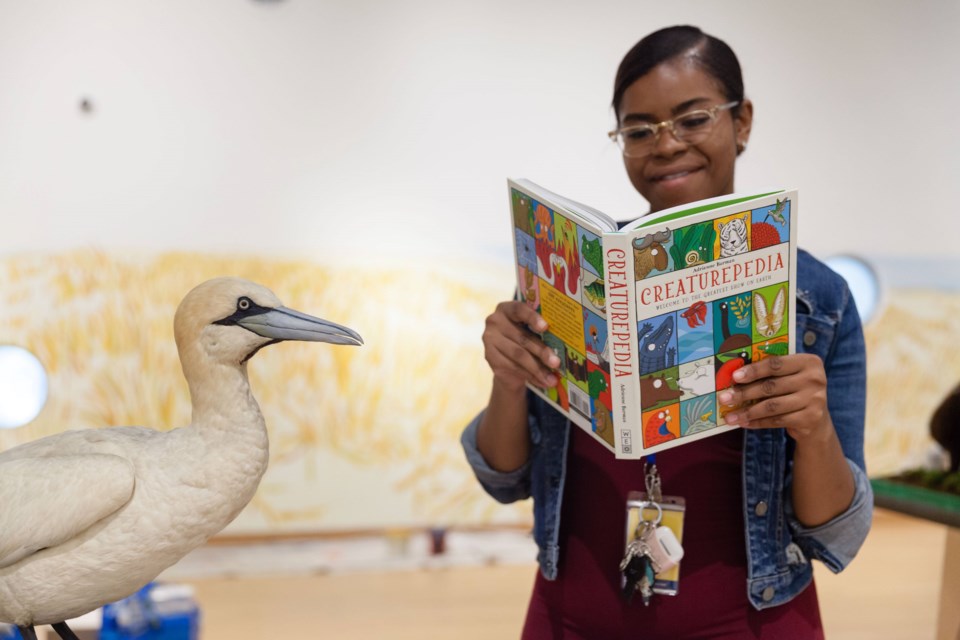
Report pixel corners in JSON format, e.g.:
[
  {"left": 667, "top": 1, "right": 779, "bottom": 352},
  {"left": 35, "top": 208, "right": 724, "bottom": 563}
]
[{"left": 461, "top": 248, "right": 872, "bottom": 610}]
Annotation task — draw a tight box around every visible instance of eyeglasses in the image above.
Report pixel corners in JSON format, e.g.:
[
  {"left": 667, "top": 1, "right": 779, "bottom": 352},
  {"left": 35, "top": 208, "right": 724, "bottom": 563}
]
[{"left": 608, "top": 101, "right": 740, "bottom": 158}]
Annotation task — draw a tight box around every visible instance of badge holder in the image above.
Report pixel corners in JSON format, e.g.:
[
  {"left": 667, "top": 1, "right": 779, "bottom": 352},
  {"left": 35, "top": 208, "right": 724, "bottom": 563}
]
[{"left": 625, "top": 490, "right": 686, "bottom": 596}]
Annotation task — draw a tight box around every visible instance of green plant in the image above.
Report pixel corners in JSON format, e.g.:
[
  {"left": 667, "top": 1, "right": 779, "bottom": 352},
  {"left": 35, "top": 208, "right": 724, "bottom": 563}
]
[
  {"left": 669, "top": 223, "right": 715, "bottom": 267},
  {"left": 896, "top": 468, "right": 960, "bottom": 497}
]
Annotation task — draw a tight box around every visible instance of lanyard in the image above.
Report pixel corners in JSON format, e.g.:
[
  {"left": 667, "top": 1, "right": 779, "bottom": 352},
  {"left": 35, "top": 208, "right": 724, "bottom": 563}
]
[{"left": 644, "top": 454, "right": 662, "bottom": 503}]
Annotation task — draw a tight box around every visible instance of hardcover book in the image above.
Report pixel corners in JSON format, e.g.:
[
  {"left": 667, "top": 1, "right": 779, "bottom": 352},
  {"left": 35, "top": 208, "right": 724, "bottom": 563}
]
[{"left": 509, "top": 178, "right": 798, "bottom": 459}]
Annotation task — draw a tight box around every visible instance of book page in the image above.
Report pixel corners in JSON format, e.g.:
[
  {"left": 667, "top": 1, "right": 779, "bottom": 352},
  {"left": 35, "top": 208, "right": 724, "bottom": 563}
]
[
  {"left": 507, "top": 179, "right": 618, "bottom": 452},
  {"left": 510, "top": 179, "right": 619, "bottom": 233},
  {"left": 620, "top": 190, "right": 785, "bottom": 232}
]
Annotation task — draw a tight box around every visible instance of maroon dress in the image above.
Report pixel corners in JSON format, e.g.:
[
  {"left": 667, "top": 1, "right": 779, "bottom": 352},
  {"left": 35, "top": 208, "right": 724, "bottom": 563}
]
[{"left": 521, "top": 427, "right": 824, "bottom": 639}]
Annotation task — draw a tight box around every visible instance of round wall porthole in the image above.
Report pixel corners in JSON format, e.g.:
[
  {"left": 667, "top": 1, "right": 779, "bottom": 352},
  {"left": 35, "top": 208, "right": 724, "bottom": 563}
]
[
  {"left": 0, "top": 345, "right": 49, "bottom": 429},
  {"left": 824, "top": 255, "right": 883, "bottom": 324}
]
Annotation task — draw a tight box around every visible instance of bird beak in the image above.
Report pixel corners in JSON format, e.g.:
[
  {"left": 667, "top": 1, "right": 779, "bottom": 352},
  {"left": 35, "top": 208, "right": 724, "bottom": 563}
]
[{"left": 237, "top": 307, "right": 363, "bottom": 346}]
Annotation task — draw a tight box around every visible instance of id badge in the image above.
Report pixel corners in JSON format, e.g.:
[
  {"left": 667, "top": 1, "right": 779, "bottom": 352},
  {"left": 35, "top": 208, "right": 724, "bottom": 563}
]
[{"left": 625, "top": 490, "right": 686, "bottom": 596}]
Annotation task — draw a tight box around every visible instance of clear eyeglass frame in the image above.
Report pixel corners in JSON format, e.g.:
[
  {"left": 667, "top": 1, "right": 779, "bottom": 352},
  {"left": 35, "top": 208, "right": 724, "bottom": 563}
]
[{"left": 608, "top": 101, "right": 740, "bottom": 158}]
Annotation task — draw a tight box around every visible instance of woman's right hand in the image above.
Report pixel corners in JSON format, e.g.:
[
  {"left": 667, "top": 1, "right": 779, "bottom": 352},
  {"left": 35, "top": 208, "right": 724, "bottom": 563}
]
[
  {"left": 482, "top": 300, "right": 561, "bottom": 393},
  {"left": 476, "top": 300, "right": 559, "bottom": 471}
]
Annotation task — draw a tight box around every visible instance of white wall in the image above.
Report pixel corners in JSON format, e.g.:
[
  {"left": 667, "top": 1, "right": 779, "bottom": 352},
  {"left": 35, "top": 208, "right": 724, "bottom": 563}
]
[{"left": 0, "top": 0, "right": 957, "bottom": 263}]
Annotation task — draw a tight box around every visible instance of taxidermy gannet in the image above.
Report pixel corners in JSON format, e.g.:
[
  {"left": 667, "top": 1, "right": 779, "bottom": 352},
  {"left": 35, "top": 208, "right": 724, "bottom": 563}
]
[{"left": 0, "top": 277, "right": 363, "bottom": 640}]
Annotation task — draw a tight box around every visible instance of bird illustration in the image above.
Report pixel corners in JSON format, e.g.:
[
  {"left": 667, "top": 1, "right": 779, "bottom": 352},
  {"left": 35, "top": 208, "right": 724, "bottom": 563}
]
[
  {"left": 767, "top": 198, "right": 787, "bottom": 225},
  {"left": 0, "top": 277, "right": 363, "bottom": 640}
]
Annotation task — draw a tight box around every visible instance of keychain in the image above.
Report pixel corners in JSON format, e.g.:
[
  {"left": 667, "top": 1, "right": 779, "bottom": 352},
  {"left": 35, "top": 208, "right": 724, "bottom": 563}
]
[
  {"left": 619, "top": 501, "right": 661, "bottom": 605},
  {"left": 620, "top": 458, "right": 686, "bottom": 604}
]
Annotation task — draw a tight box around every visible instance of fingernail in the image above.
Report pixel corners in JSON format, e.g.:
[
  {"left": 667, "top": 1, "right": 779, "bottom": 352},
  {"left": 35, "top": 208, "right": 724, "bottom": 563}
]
[
  {"left": 544, "top": 374, "right": 557, "bottom": 387},
  {"left": 536, "top": 319, "right": 548, "bottom": 332},
  {"left": 725, "top": 412, "right": 739, "bottom": 424},
  {"left": 718, "top": 391, "right": 733, "bottom": 405},
  {"left": 548, "top": 355, "right": 560, "bottom": 368},
  {"left": 733, "top": 368, "right": 747, "bottom": 382}
]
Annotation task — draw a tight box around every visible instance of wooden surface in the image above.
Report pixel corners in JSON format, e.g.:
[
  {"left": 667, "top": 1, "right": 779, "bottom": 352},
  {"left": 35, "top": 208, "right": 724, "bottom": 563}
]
[
  {"left": 164, "top": 508, "right": 943, "bottom": 640},
  {"left": 939, "top": 527, "right": 960, "bottom": 640},
  {"left": 870, "top": 477, "right": 960, "bottom": 640}
]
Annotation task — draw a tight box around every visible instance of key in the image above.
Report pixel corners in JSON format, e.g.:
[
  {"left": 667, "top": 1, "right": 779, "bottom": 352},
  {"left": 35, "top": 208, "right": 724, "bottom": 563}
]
[
  {"left": 633, "top": 524, "right": 658, "bottom": 607},
  {"left": 622, "top": 512, "right": 656, "bottom": 603},
  {"left": 637, "top": 555, "right": 655, "bottom": 606},
  {"left": 622, "top": 519, "right": 660, "bottom": 605},
  {"left": 619, "top": 538, "right": 648, "bottom": 602}
]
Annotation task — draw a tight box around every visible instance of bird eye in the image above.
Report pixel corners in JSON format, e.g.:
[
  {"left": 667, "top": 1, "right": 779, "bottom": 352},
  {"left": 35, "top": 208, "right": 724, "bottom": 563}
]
[{"left": 238, "top": 297, "right": 251, "bottom": 311}]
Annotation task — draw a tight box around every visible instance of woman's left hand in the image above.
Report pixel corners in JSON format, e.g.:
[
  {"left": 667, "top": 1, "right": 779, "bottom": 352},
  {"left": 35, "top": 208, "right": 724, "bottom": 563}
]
[{"left": 717, "top": 354, "right": 832, "bottom": 444}]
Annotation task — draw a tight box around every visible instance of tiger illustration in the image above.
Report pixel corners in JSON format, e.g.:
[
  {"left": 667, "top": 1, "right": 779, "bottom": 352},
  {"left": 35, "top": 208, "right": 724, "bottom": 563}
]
[{"left": 718, "top": 218, "right": 748, "bottom": 257}]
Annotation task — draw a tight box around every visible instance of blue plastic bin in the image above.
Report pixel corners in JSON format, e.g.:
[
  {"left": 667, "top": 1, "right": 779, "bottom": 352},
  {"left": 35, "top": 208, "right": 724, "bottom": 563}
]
[
  {"left": 0, "top": 582, "right": 198, "bottom": 640},
  {"left": 100, "top": 583, "right": 200, "bottom": 640}
]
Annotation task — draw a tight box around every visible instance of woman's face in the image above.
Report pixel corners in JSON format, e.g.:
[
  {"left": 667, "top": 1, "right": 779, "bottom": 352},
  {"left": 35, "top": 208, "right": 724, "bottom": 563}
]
[{"left": 617, "top": 57, "right": 752, "bottom": 213}]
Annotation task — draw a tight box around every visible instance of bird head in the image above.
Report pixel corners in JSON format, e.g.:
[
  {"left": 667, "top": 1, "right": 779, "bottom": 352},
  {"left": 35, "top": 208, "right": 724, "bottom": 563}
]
[{"left": 174, "top": 277, "right": 363, "bottom": 368}]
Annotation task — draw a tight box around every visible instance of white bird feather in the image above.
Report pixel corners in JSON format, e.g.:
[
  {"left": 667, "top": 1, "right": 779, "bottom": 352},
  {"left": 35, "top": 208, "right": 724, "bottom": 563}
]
[{"left": 0, "top": 277, "right": 362, "bottom": 632}]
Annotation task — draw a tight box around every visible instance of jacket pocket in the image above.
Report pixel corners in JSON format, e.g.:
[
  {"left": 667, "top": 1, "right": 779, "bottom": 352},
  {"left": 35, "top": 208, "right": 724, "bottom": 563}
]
[{"left": 795, "top": 312, "right": 836, "bottom": 360}]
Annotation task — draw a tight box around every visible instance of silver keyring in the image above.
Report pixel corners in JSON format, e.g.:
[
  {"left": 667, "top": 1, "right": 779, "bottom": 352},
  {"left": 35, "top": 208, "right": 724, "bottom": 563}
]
[{"left": 635, "top": 500, "right": 663, "bottom": 527}]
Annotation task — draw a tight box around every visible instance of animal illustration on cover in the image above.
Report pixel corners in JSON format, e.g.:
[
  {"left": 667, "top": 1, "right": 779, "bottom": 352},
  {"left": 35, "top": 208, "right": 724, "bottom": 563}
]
[
  {"left": 633, "top": 199, "right": 793, "bottom": 450},
  {"left": 512, "top": 188, "right": 615, "bottom": 447}
]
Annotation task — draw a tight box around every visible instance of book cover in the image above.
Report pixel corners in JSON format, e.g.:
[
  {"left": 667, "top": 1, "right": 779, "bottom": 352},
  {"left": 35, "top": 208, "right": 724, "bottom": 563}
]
[{"left": 508, "top": 179, "right": 797, "bottom": 459}]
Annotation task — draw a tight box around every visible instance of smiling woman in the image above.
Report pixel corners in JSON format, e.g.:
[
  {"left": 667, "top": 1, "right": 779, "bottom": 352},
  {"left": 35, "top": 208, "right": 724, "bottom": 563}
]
[
  {"left": 0, "top": 345, "right": 48, "bottom": 429},
  {"left": 611, "top": 39, "right": 752, "bottom": 213},
  {"left": 462, "top": 25, "right": 871, "bottom": 640}
]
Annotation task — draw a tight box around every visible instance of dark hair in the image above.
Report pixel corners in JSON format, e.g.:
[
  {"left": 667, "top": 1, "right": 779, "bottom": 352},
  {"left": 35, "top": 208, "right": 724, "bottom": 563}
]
[{"left": 612, "top": 26, "right": 744, "bottom": 121}]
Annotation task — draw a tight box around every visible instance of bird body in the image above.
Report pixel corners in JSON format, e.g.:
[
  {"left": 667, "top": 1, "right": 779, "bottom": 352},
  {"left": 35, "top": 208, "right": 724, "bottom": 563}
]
[{"left": 0, "top": 277, "right": 361, "bottom": 631}]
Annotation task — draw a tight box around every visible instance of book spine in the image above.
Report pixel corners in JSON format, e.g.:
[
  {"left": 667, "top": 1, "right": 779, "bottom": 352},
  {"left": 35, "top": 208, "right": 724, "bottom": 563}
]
[{"left": 603, "top": 232, "right": 643, "bottom": 459}]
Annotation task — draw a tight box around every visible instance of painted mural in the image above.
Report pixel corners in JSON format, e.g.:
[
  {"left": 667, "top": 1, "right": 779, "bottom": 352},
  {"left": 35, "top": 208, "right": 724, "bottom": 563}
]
[
  {"left": 0, "top": 250, "right": 955, "bottom": 536},
  {"left": 0, "top": 250, "right": 527, "bottom": 535},
  {"left": 864, "top": 288, "right": 960, "bottom": 475}
]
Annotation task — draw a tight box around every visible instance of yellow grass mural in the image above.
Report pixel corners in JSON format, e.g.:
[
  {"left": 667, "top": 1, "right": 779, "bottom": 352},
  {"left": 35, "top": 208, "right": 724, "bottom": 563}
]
[
  {"left": 863, "top": 290, "right": 960, "bottom": 475},
  {"left": 0, "top": 250, "right": 530, "bottom": 534},
  {"left": 0, "top": 250, "right": 952, "bottom": 534}
]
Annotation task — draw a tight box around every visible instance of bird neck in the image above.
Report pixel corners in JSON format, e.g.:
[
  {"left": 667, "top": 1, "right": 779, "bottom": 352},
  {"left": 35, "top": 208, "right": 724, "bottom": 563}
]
[
  {"left": 186, "top": 360, "right": 266, "bottom": 441},
  {"left": 176, "top": 359, "right": 271, "bottom": 534}
]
